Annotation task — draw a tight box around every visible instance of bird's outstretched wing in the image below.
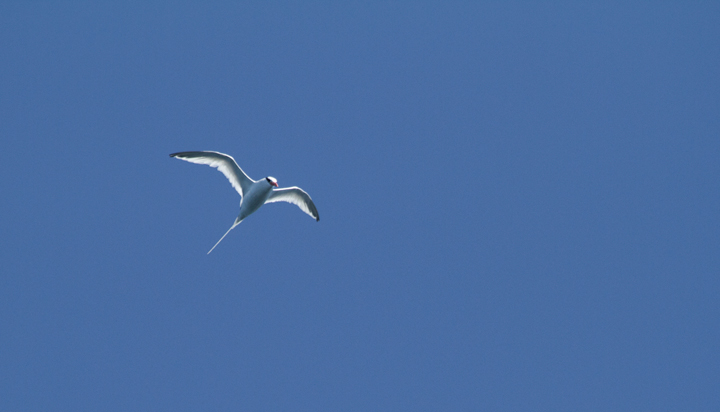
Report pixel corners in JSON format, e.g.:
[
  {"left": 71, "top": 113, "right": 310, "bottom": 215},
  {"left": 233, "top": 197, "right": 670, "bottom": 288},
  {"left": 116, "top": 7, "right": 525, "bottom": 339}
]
[
  {"left": 170, "top": 151, "right": 254, "bottom": 197},
  {"left": 265, "top": 187, "right": 319, "bottom": 221}
]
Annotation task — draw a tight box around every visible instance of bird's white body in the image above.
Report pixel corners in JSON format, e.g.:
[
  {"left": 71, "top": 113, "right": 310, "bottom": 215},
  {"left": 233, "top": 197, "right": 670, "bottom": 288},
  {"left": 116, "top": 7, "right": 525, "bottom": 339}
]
[
  {"left": 170, "top": 151, "right": 319, "bottom": 253},
  {"left": 236, "top": 178, "right": 275, "bottom": 223}
]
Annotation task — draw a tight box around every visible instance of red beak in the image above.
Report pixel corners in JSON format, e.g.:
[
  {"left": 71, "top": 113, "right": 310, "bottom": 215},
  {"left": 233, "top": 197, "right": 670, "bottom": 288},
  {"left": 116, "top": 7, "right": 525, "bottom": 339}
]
[{"left": 271, "top": 181, "right": 278, "bottom": 187}]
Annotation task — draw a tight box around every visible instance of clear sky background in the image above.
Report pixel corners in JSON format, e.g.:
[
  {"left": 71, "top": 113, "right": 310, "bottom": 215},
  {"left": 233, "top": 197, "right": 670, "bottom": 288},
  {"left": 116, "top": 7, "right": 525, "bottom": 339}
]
[{"left": 1, "top": 2, "right": 719, "bottom": 411}]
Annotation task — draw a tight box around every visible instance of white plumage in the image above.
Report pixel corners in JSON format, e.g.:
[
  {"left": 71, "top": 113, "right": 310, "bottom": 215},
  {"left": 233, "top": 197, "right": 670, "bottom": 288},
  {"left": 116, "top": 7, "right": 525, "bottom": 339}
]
[{"left": 170, "top": 151, "right": 319, "bottom": 253}]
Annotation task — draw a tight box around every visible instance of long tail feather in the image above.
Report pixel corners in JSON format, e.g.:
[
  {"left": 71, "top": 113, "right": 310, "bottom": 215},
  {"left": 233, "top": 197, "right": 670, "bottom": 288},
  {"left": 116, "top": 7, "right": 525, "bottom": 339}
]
[{"left": 207, "top": 221, "right": 240, "bottom": 254}]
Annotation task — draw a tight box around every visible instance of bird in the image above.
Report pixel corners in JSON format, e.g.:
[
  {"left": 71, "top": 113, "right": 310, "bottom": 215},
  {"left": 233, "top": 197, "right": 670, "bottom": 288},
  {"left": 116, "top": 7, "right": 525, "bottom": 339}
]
[{"left": 170, "top": 151, "right": 319, "bottom": 254}]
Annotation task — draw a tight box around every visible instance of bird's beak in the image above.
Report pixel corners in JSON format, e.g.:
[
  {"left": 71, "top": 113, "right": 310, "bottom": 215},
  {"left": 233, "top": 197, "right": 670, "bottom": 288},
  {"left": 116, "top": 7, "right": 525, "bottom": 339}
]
[{"left": 271, "top": 181, "right": 278, "bottom": 187}]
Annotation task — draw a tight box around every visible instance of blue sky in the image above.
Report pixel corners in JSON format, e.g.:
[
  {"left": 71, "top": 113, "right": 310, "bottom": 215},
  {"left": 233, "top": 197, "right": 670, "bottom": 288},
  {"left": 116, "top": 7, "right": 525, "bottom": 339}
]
[{"left": 1, "top": 2, "right": 719, "bottom": 411}]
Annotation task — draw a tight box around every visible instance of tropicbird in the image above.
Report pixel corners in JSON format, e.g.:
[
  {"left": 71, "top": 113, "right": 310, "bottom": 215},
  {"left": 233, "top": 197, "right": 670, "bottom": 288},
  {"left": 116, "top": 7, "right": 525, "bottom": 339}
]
[{"left": 170, "top": 151, "right": 319, "bottom": 253}]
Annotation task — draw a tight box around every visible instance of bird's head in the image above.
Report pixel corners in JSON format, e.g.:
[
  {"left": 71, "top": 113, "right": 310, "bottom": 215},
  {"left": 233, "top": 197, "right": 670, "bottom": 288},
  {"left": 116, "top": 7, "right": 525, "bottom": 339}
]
[{"left": 265, "top": 176, "right": 278, "bottom": 187}]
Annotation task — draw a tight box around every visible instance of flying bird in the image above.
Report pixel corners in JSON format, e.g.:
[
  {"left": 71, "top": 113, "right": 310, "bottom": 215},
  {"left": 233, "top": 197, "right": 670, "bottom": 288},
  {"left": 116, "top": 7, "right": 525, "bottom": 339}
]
[{"left": 170, "top": 151, "right": 319, "bottom": 254}]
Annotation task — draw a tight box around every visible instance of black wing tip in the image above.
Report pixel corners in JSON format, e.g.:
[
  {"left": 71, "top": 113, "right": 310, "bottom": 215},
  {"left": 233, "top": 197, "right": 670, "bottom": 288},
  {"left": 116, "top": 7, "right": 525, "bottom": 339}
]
[
  {"left": 170, "top": 151, "right": 217, "bottom": 158},
  {"left": 170, "top": 151, "right": 198, "bottom": 157}
]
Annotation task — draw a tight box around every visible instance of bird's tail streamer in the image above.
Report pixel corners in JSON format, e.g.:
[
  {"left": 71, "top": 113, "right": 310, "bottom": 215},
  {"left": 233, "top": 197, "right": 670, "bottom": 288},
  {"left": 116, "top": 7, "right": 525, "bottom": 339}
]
[{"left": 207, "top": 221, "right": 241, "bottom": 254}]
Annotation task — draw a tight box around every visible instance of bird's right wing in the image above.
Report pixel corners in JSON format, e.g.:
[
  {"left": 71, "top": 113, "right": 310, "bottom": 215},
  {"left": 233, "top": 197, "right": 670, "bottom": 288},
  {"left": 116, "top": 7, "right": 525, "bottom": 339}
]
[
  {"left": 170, "top": 151, "right": 254, "bottom": 197},
  {"left": 265, "top": 187, "right": 320, "bottom": 221}
]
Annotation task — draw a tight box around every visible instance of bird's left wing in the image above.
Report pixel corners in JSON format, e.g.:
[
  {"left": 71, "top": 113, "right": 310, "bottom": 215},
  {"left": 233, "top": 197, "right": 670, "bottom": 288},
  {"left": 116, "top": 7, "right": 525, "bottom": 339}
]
[
  {"left": 265, "top": 187, "right": 320, "bottom": 221},
  {"left": 170, "top": 151, "right": 254, "bottom": 197}
]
